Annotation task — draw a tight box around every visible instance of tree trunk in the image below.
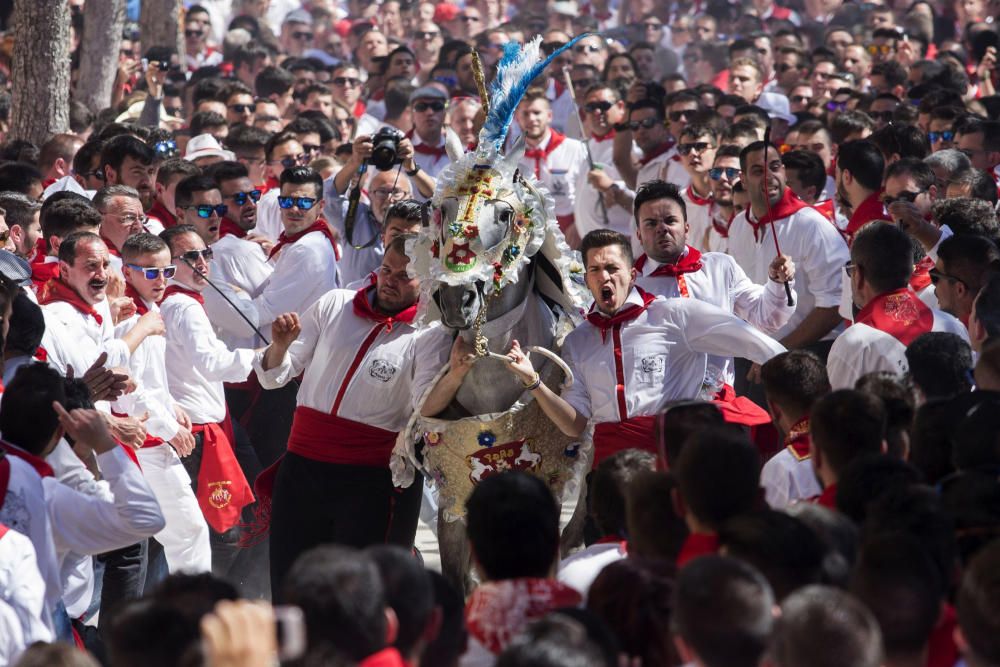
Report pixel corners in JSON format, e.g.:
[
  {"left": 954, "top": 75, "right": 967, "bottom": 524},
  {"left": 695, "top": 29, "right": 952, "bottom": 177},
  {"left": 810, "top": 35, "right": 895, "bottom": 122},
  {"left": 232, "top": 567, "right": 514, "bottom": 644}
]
[
  {"left": 140, "top": 0, "right": 183, "bottom": 55},
  {"left": 9, "top": 0, "right": 70, "bottom": 146},
  {"left": 77, "top": 0, "right": 126, "bottom": 115}
]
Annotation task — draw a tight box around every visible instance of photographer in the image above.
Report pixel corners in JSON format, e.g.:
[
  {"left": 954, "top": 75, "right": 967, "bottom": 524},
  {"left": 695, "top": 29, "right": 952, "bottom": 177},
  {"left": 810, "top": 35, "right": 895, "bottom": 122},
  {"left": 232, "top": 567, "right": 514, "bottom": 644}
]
[{"left": 332, "top": 130, "right": 436, "bottom": 201}]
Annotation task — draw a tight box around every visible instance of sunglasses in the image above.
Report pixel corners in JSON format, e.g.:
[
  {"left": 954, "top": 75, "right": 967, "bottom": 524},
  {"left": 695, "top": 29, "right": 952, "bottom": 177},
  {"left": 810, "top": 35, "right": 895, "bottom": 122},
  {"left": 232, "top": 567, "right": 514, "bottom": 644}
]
[
  {"left": 417, "top": 31, "right": 441, "bottom": 39},
  {"left": 414, "top": 101, "right": 446, "bottom": 112},
  {"left": 542, "top": 42, "right": 567, "bottom": 54},
  {"left": 668, "top": 109, "right": 696, "bottom": 122},
  {"left": 825, "top": 100, "right": 849, "bottom": 111},
  {"left": 164, "top": 106, "right": 184, "bottom": 117},
  {"left": 677, "top": 141, "right": 711, "bottom": 156},
  {"left": 790, "top": 94, "right": 812, "bottom": 104},
  {"left": 154, "top": 139, "right": 178, "bottom": 158},
  {"left": 183, "top": 204, "right": 228, "bottom": 218},
  {"left": 185, "top": 29, "right": 204, "bottom": 38},
  {"left": 459, "top": 14, "right": 481, "bottom": 21},
  {"left": 175, "top": 248, "right": 214, "bottom": 263},
  {"left": 584, "top": 101, "right": 614, "bottom": 113},
  {"left": 277, "top": 196, "right": 318, "bottom": 210},
  {"left": 302, "top": 144, "right": 321, "bottom": 155},
  {"left": 332, "top": 76, "right": 361, "bottom": 87},
  {"left": 777, "top": 62, "right": 798, "bottom": 72},
  {"left": 227, "top": 190, "right": 262, "bottom": 205},
  {"left": 228, "top": 103, "right": 254, "bottom": 114},
  {"left": 929, "top": 268, "right": 966, "bottom": 287},
  {"left": 273, "top": 154, "right": 307, "bottom": 169},
  {"left": 866, "top": 43, "right": 893, "bottom": 55},
  {"left": 881, "top": 189, "right": 926, "bottom": 206},
  {"left": 929, "top": 131, "right": 955, "bottom": 143},
  {"left": 121, "top": 49, "right": 134, "bottom": 58},
  {"left": 126, "top": 264, "right": 177, "bottom": 279},
  {"left": 641, "top": 22, "right": 664, "bottom": 30},
  {"left": 572, "top": 78, "right": 596, "bottom": 89},
  {"left": 709, "top": 167, "right": 741, "bottom": 180},
  {"left": 628, "top": 117, "right": 662, "bottom": 130},
  {"left": 293, "top": 31, "right": 314, "bottom": 40},
  {"left": 575, "top": 44, "right": 602, "bottom": 54}
]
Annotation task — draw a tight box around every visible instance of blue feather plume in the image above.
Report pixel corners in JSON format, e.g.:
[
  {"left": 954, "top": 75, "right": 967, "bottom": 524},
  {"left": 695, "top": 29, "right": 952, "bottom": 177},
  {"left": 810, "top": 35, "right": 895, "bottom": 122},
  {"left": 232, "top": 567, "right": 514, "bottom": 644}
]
[{"left": 479, "top": 33, "right": 591, "bottom": 151}]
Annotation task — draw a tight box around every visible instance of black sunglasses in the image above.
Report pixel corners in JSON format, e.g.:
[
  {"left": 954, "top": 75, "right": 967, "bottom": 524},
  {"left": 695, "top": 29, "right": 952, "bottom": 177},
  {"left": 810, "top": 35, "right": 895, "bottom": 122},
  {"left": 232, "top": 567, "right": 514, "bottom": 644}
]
[
  {"left": 677, "top": 141, "right": 711, "bottom": 156},
  {"left": 668, "top": 109, "right": 697, "bottom": 122},
  {"left": 332, "top": 76, "right": 361, "bottom": 87},
  {"left": 881, "top": 189, "right": 926, "bottom": 207},
  {"left": 185, "top": 29, "right": 204, "bottom": 38},
  {"left": 414, "top": 101, "right": 446, "bottom": 112},
  {"left": 584, "top": 101, "right": 614, "bottom": 113},
  {"left": 628, "top": 117, "right": 662, "bottom": 130},
  {"left": 293, "top": 31, "right": 314, "bottom": 40},
  {"left": 228, "top": 103, "right": 254, "bottom": 114},
  {"left": 175, "top": 248, "right": 214, "bottom": 263}
]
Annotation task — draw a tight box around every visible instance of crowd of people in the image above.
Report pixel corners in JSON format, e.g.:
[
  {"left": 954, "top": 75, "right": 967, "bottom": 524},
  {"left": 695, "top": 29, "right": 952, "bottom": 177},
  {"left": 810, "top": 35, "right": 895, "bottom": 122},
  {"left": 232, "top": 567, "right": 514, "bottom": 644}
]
[{"left": 0, "top": 0, "right": 999, "bottom": 665}]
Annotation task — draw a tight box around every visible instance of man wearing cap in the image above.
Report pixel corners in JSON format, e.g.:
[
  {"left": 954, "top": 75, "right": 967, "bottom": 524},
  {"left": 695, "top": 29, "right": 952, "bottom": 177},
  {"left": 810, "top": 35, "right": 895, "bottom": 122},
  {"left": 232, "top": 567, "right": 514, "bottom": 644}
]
[
  {"left": 280, "top": 9, "right": 315, "bottom": 59},
  {"left": 184, "top": 134, "right": 236, "bottom": 170},
  {"left": 405, "top": 87, "right": 451, "bottom": 182}
]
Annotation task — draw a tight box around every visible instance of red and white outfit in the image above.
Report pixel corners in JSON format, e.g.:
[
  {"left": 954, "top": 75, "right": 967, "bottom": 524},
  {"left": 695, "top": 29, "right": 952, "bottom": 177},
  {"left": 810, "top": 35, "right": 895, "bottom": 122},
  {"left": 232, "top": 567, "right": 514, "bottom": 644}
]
[
  {"left": 844, "top": 190, "right": 887, "bottom": 245},
  {"left": 705, "top": 205, "right": 736, "bottom": 254},
  {"left": 760, "top": 416, "right": 822, "bottom": 508},
  {"left": 517, "top": 129, "right": 588, "bottom": 232},
  {"left": 560, "top": 287, "right": 786, "bottom": 465},
  {"left": 209, "top": 219, "right": 274, "bottom": 349},
  {"left": 827, "top": 288, "right": 968, "bottom": 390},
  {"left": 0, "top": 522, "right": 50, "bottom": 664},
  {"left": 636, "top": 142, "right": 688, "bottom": 191},
  {"left": 113, "top": 288, "right": 212, "bottom": 573},
  {"left": 160, "top": 283, "right": 255, "bottom": 534},
  {"left": 546, "top": 78, "right": 576, "bottom": 137},
  {"left": 146, "top": 200, "right": 178, "bottom": 231},
  {"left": 37, "top": 279, "right": 131, "bottom": 377},
  {"left": 728, "top": 189, "right": 850, "bottom": 342},
  {"left": 405, "top": 129, "right": 451, "bottom": 180},
  {"left": 680, "top": 183, "right": 714, "bottom": 251},
  {"left": 635, "top": 246, "right": 795, "bottom": 426},
  {"left": 574, "top": 130, "right": 640, "bottom": 254},
  {"left": 462, "top": 578, "right": 582, "bottom": 666}
]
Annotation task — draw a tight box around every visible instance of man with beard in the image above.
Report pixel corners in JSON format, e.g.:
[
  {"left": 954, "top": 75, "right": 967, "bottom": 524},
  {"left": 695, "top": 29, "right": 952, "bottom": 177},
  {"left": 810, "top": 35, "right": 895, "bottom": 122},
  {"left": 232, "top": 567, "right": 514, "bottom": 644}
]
[
  {"left": 0, "top": 192, "right": 41, "bottom": 261},
  {"left": 836, "top": 140, "right": 886, "bottom": 244},
  {"left": 100, "top": 135, "right": 158, "bottom": 213},
  {"left": 632, "top": 181, "right": 795, "bottom": 431},
  {"left": 827, "top": 222, "right": 967, "bottom": 389},
  {"left": 500, "top": 229, "right": 786, "bottom": 465},
  {"left": 252, "top": 235, "right": 435, "bottom": 590},
  {"left": 934, "top": 235, "right": 1000, "bottom": 328},
  {"left": 728, "top": 142, "right": 849, "bottom": 356},
  {"left": 579, "top": 84, "right": 640, "bottom": 248},
  {"left": 706, "top": 146, "right": 744, "bottom": 253},
  {"left": 116, "top": 232, "right": 210, "bottom": 575},
  {"left": 515, "top": 89, "right": 588, "bottom": 246}
]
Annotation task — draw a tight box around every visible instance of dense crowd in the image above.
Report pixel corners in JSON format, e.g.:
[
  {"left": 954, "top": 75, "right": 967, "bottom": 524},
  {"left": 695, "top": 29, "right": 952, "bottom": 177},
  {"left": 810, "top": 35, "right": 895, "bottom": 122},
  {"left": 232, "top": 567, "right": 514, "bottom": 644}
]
[{"left": 0, "top": 0, "right": 999, "bottom": 665}]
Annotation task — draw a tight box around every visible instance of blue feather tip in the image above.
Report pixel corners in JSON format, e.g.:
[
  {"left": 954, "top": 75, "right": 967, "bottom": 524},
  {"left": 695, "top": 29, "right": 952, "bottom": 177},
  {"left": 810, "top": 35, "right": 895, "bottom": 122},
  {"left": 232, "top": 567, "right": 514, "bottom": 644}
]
[{"left": 479, "top": 33, "right": 592, "bottom": 152}]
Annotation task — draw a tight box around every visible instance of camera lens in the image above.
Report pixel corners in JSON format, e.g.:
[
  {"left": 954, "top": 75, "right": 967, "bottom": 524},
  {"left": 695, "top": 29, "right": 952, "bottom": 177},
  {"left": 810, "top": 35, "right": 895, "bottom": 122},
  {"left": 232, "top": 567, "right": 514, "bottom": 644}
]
[{"left": 370, "top": 130, "right": 401, "bottom": 171}]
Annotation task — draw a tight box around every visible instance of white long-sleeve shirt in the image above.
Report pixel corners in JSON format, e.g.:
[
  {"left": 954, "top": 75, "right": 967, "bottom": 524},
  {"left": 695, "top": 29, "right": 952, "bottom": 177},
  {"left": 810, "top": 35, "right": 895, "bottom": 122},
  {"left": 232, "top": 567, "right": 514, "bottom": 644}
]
[
  {"left": 573, "top": 133, "right": 641, "bottom": 255},
  {"left": 253, "top": 287, "right": 438, "bottom": 432},
  {"left": 206, "top": 233, "right": 273, "bottom": 349},
  {"left": 560, "top": 289, "right": 787, "bottom": 424},
  {"left": 0, "top": 526, "right": 51, "bottom": 664},
  {"left": 39, "top": 298, "right": 130, "bottom": 377},
  {"left": 728, "top": 200, "right": 849, "bottom": 341},
  {"left": 636, "top": 249, "right": 795, "bottom": 389},
  {"left": 253, "top": 228, "right": 340, "bottom": 329},
  {"left": 160, "top": 286, "right": 255, "bottom": 424}
]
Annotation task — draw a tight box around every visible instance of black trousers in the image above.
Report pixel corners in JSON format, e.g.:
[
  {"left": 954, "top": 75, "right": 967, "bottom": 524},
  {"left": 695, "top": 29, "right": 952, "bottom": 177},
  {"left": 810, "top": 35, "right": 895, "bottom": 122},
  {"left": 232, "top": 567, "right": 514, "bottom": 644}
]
[
  {"left": 226, "top": 383, "right": 298, "bottom": 470},
  {"left": 269, "top": 452, "right": 422, "bottom": 599},
  {"left": 97, "top": 540, "right": 147, "bottom": 634}
]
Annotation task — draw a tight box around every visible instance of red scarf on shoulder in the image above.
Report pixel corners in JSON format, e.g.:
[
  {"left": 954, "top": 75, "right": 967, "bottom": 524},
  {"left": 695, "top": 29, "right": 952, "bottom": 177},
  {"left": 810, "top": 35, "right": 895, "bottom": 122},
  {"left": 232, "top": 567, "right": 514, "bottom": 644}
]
[
  {"left": 162, "top": 285, "right": 205, "bottom": 308},
  {"left": 634, "top": 246, "right": 704, "bottom": 277},
  {"left": 855, "top": 288, "right": 933, "bottom": 347},
  {"left": 746, "top": 188, "right": 809, "bottom": 242},
  {"left": 586, "top": 286, "right": 656, "bottom": 343},
  {"left": 523, "top": 130, "right": 566, "bottom": 179},
  {"left": 38, "top": 278, "right": 103, "bottom": 325},
  {"left": 268, "top": 219, "right": 338, "bottom": 260}
]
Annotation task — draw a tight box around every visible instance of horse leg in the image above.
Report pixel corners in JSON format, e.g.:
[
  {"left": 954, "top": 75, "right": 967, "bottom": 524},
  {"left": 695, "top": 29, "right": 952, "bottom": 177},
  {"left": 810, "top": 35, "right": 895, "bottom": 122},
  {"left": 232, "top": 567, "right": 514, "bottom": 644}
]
[
  {"left": 437, "top": 514, "right": 473, "bottom": 594},
  {"left": 559, "top": 475, "right": 587, "bottom": 555}
]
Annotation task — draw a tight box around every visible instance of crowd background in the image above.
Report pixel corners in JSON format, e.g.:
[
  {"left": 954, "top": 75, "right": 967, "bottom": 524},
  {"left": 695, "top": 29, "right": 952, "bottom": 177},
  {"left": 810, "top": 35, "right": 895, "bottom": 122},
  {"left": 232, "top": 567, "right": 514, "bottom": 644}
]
[{"left": 0, "top": 0, "right": 998, "bottom": 666}]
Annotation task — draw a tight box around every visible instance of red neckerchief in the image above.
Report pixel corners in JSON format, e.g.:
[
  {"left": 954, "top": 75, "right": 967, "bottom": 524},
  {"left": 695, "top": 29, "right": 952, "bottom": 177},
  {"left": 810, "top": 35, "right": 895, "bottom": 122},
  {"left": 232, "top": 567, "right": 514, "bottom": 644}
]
[
  {"left": 31, "top": 237, "right": 47, "bottom": 264},
  {"left": 910, "top": 256, "right": 935, "bottom": 292},
  {"left": 264, "top": 175, "right": 279, "bottom": 192},
  {"left": 405, "top": 129, "right": 448, "bottom": 159},
  {"left": 31, "top": 259, "right": 60, "bottom": 292},
  {"left": 553, "top": 78, "right": 566, "bottom": 99},
  {"left": 359, "top": 648, "right": 407, "bottom": 667},
  {"left": 353, "top": 99, "right": 367, "bottom": 118},
  {"left": 38, "top": 278, "right": 103, "bottom": 325},
  {"left": 0, "top": 440, "right": 54, "bottom": 477},
  {"left": 162, "top": 284, "right": 205, "bottom": 307},
  {"left": 784, "top": 415, "right": 811, "bottom": 460},
  {"left": 523, "top": 130, "right": 566, "bottom": 179},
  {"left": 638, "top": 141, "right": 673, "bottom": 167},
  {"left": 147, "top": 200, "right": 178, "bottom": 229},
  {"left": 812, "top": 199, "right": 836, "bottom": 222},
  {"left": 101, "top": 237, "right": 122, "bottom": 258},
  {"left": 815, "top": 483, "right": 837, "bottom": 509},
  {"left": 268, "top": 219, "right": 338, "bottom": 260},
  {"left": 585, "top": 286, "right": 656, "bottom": 343},
  {"left": 634, "top": 246, "right": 704, "bottom": 277},
  {"left": 685, "top": 184, "right": 712, "bottom": 207},
  {"left": 746, "top": 187, "right": 809, "bottom": 243},
  {"left": 218, "top": 217, "right": 248, "bottom": 239},
  {"left": 592, "top": 129, "right": 615, "bottom": 142},
  {"left": 124, "top": 283, "right": 151, "bottom": 316},
  {"left": 676, "top": 532, "right": 719, "bottom": 568},
  {"left": 855, "top": 288, "right": 934, "bottom": 347},
  {"left": 845, "top": 190, "right": 886, "bottom": 242},
  {"left": 465, "top": 578, "right": 583, "bottom": 655},
  {"left": 352, "top": 284, "right": 417, "bottom": 332}
]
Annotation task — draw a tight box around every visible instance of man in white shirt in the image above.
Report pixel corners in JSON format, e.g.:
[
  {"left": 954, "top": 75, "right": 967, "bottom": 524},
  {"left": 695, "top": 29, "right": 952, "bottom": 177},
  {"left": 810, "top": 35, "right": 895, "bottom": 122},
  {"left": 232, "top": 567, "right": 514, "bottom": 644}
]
[
  {"left": 728, "top": 141, "right": 849, "bottom": 355},
  {"left": 632, "top": 180, "right": 795, "bottom": 429},
  {"left": 252, "top": 235, "right": 434, "bottom": 590},
  {"left": 31, "top": 197, "right": 103, "bottom": 295},
  {"left": 515, "top": 88, "right": 588, "bottom": 246},
  {"left": 405, "top": 86, "right": 451, "bottom": 181},
  {"left": 759, "top": 351, "right": 826, "bottom": 508},
  {"left": 255, "top": 131, "right": 306, "bottom": 243},
  {"left": 494, "top": 229, "right": 786, "bottom": 466},
  {"left": 614, "top": 99, "right": 675, "bottom": 194},
  {"left": 676, "top": 124, "right": 720, "bottom": 251},
  {"left": 705, "top": 146, "right": 743, "bottom": 253},
  {"left": 118, "top": 233, "right": 211, "bottom": 574},
  {"left": 93, "top": 185, "right": 146, "bottom": 273},
  {"left": 827, "top": 221, "right": 967, "bottom": 389},
  {"left": 158, "top": 225, "right": 258, "bottom": 579}
]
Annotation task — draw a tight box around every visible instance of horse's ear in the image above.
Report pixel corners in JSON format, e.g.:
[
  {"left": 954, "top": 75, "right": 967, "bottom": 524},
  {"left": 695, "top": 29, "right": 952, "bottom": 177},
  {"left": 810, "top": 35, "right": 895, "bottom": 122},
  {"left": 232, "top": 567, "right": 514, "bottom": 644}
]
[
  {"left": 444, "top": 127, "right": 465, "bottom": 163},
  {"left": 501, "top": 133, "right": 526, "bottom": 174}
]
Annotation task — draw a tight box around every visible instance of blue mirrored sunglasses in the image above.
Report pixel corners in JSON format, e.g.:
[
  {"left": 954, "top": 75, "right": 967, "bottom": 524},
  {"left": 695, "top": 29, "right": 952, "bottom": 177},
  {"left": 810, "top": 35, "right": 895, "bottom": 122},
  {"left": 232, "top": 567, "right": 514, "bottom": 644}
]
[
  {"left": 231, "top": 190, "right": 262, "bottom": 205},
  {"left": 709, "top": 167, "right": 741, "bottom": 181},
  {"left": 277, "top": 196, "right": 317, "bottom": 210},
  {"left": 126, "top": 264, "right": 176, "bottom": 280}
]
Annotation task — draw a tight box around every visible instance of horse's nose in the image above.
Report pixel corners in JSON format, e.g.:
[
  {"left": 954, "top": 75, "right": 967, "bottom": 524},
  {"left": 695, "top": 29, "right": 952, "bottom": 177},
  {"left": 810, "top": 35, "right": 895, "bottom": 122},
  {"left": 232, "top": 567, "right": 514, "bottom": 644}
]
[{"left": 462, "top": 288, "right": 478, "bottom": 310}]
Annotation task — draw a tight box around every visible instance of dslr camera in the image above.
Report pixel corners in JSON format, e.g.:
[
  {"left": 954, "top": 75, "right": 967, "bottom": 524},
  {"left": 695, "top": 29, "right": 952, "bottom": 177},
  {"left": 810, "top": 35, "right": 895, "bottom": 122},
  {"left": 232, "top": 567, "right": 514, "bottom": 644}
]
[{"left": 369, "top": 127, "right": 405, "bottom": 171}]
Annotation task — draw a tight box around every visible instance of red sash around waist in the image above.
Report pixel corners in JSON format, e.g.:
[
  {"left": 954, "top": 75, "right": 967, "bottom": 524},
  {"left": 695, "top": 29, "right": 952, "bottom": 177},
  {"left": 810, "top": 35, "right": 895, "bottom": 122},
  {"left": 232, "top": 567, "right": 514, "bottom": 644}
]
[
  {"left": 592, "top": 415, "right": 657, "bottom": 466},
  {"left": 192, "top": 422, "right": 254, "bottom": 533},
  {"left": 241, "top": 407, "right": 398, "bottom": 545}
]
